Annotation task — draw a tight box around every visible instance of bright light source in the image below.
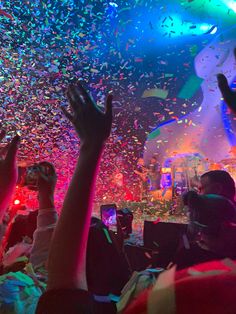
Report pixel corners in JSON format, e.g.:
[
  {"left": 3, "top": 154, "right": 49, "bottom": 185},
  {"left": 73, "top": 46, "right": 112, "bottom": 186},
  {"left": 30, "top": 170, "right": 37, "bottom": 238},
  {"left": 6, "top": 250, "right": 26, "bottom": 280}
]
[
  {"left": 200, "top": 24, "right": 211, "bottom": 32},
  {"left": 202, "top": 24, "right": 218, "bottom": 34},
  {"left": 109, "top": 2, "right": 118, "bottom": 7},
  {"left": 222, "top": 0, "right": 236, "bottom": 12},
  {"left": 209, "top": 26, "right": 218, "bottom": 34},
  {"left": 159, "top": 15, "right": 217, "bottom": 38},
  {"left": 14, "top": 199, "right": 20, "bottom": 205},
  {"left": 199, "top": 24, "right": 218, "bottom": 34}
]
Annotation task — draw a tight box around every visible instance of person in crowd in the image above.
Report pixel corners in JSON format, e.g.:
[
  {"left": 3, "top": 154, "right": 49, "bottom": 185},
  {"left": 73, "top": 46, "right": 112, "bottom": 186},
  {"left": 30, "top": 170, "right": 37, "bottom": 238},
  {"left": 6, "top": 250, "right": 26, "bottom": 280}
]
[
  {"left": 134, "top": 158, "right": 149, "bottom": 200},
  {"left": 182, "top": 169, "right": 236, "bottom": 241},
  {"left": 29, "top": 162, "right": 58, "bottom": 269},
  {"left": 173, "top": 191, "right": 236, "bottom": 270},
  {"left": 0, "top": 131, "right": 20, "bottom": 224},
  {"left": 147, "top": 155, "right": 162, "bottom": 191},
  {"left": 198, "top": 170, "right": 235, "bottom": 202},
  {"left": 6, "top": 209, "right": 38, "bottom": 251},
  {"left": 123, "top": 258, "right": 236, "bottom": 314},
  {"left": 122, "top": 47, "right": 236, "bottom": 314},
  {"left": 0, "top": 161, "right": 57, "bottom": 273},
  {"left": 87, "top": 217, "right": 131, "bottom": 297},
  {"left": 31, "top": 165, "right": 130, "bottom": 296},
  {"left": 123, "top": 197, "right": 236, "bottom": 314},
  {"left": 36, "top": 83, "right": 114, "bottom": 313}
]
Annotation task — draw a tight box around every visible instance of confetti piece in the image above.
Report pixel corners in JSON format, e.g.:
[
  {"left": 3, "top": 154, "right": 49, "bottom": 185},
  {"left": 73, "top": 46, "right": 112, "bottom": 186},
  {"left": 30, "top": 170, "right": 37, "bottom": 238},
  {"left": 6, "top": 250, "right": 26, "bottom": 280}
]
[
  {"left": 177, "top": 75, "right": 203, "bottom": 99},
  {"left": 142, "top": 88, "right": 168, "bottom": 99},
  {"left": 0, "top": 9, "right": 14, "bottom": 20},
  {"left": 103, "top": 228, "right": 112, "bottom": 244},
  {"left": 153, "top": 217, "right": 161, "bottom": 224},
  {"left": 145, "top": 252, "right": 152, "bottom": 259},
  {"left": 147, "top": 128, "right": 161, "bottom": 140}
]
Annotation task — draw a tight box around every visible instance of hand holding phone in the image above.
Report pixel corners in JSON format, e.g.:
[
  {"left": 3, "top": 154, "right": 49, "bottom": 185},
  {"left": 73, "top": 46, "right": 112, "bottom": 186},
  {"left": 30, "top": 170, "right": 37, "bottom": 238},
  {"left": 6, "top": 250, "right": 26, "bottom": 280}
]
[
  {"left": 25, "top": 165, "right": 41, "bottom": 188},
  {"left": 18, "top": 162, "right": 56, "bottom": 191},
  {"left": 17, "top": 165, "right": 40, "bottom": 190},
  {"left": 100, "top": 204, "right": 117, "bottom": 233}
]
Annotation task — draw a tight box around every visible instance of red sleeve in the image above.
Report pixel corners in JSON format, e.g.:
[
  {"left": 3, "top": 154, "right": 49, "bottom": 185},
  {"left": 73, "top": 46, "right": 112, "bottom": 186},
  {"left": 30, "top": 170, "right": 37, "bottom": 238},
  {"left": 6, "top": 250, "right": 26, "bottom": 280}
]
[{"left": 123, "top": 288, "right": 150, "bottom": 314}]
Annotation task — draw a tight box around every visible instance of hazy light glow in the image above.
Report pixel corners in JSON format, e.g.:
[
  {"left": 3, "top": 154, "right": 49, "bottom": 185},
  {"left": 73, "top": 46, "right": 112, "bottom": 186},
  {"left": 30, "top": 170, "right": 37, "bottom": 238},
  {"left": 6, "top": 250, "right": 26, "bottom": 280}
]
[
  {"left": 109, "top": 2, "right": 118, "bottom": 7},
  {"left": 14, "top": 199, "right": 21, "bottom": 205},
  {"left": 159, "top": 15, "right": 217, "bottom": 38},
  {"left": 200, "top": 24, "right": 212, "bottom": 31},
  {"left": 210, "top": 26, "right": 218, "bottom": 34},
  {"left": 222, "top": 0, "right": 236, "bottom": 12}
]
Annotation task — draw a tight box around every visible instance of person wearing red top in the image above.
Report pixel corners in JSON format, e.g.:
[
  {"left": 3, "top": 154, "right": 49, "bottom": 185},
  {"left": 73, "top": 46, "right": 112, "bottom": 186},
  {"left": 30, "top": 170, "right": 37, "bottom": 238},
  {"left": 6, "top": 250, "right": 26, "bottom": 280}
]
[{"left": 124, "top": 259, "right": 236, "bottom": 314}]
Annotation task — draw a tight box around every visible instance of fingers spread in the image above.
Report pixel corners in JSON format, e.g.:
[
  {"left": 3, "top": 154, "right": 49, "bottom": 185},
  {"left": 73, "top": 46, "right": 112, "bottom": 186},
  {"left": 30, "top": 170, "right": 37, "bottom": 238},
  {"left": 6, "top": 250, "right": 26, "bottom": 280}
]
[
  {"left": 67, "top": 85, "right": 89, "bottom": 116},
  {"left": 5, "top": 135, "right": 20, "bottom": 167},
  {"left": 61, "top": 106, "right": 74, "bottom": 122},
  {"left": 66, "top": 87, "right": 78, "bottom": 112},
  {"left": 62, "top": 106, "right": 82, "bottom": 135},
  {"left": 76, "top": 84, "right": 93, "bottom": 108},
  {"left": 38, "top": 161, "right": 57, "bottom": 177}
]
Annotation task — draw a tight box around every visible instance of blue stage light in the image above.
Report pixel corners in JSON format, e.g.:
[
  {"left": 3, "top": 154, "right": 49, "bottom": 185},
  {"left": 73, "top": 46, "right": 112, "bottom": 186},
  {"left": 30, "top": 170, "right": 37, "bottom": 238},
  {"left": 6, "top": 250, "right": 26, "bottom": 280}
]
[
  {"left": 199, "top": 24, "right": 212, "bottom": 32},
  {"left": 202, "top": 25, "right": 218, "bottom": 34},
  {"left": 159, "top": 15, "right": 217, "bottom": 38},
  {"left": 109, "top": 2, "right": 118, "bottom": 8},
  {"left": 222, "top": 0, "right": 236, "bottom": 12},
  {"left": 209, "top": 26, "right": 218, "bottom": 34}
]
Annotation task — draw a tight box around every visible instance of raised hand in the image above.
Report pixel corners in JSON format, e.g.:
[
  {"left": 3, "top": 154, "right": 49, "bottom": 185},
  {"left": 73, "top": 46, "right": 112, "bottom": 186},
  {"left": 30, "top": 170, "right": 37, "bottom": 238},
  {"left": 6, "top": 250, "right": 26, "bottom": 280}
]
[
  {"left": 217, "top": 48, "right": 236, "bottom": 113},
  {"left": 38, "top": 162, "right": 57, "bottom": 209},
  {"left": 0, "top": 131, "right": 20, "bottom": 221},
  {"left": 62, "top": 84, "right": 113, "bottom": 145},
  {"left": 44, "top": 84, "right": 113, "bottom": 293}
]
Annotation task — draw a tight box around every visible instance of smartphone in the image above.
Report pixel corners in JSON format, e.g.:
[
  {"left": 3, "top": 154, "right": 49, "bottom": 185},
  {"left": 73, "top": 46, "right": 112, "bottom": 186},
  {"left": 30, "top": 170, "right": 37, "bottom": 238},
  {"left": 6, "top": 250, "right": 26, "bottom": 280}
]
[
  {"left": 18, "top": 164, "right": 42, "bottom": 189},
  {"left": 100, "top": 204, "right": 117, "bottom": 233},
  {"left": 25, "top": 165, "right": 41, "bottom": 187}
]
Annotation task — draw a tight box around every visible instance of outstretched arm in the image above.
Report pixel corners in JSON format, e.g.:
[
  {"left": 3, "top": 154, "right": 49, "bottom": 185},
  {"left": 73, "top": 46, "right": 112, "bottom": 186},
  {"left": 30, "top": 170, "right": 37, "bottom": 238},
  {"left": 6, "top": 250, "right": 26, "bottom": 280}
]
[
  {"left": 30, "top": 162, "right": 58, "bottom": 269},
  {"left": 217, "top": 47, "right": 236, "bottom": 114},
  {"left": 47, "top": 84, "right": 113, "bottom": 290},
  {"left": 0, "top": 131, "right": 20, "bottom": 223}
]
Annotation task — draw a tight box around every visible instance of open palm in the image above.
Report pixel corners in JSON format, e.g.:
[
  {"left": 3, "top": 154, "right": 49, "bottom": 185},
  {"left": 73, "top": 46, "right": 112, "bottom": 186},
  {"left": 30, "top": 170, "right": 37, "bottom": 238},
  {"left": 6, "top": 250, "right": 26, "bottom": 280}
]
[{"left": 62, "top": 84, "right": 113, "bottom": 145}]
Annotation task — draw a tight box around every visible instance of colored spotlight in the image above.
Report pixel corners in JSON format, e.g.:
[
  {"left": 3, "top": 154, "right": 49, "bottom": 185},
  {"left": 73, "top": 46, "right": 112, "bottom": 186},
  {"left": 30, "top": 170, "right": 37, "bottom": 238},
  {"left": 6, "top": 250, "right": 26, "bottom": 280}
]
[
  {"left": 199, "top": 24, "right": 212, "bottom": 32},
  {"left": 223, "top": 0, "right": 236, "bottom": 12},
  {"left": 209, "top": 26, "right": 218, "bottom": 34},
  {"left": 109, "top": 2, "right": 118, "bottom": 7},
  {"left": 159, "top": 15, "right": 217, "bottom": 38},
  {"left": 14, "top": 199, "right": 21, "bottom": 205},
  {"left": 202, "top": 25, "right": 218, "bottom": 35}
]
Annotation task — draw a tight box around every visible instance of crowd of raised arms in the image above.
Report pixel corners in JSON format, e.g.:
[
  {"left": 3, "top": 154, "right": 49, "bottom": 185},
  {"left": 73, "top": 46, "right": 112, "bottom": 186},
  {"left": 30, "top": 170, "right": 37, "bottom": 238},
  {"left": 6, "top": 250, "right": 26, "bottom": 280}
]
[{"left": 0, "top": 49, "right": 235, "bottom": 314}]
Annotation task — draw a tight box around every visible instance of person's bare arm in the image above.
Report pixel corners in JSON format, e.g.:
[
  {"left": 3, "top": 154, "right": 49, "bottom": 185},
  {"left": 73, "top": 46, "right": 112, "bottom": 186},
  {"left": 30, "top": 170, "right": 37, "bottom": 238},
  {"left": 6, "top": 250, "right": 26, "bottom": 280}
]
[
  {"left": 30, "top": 162, "right": 58, "bottom": 268},
  {"left": 217, "top": 47, "right": 236, "bottom": 114},
  {"left": 47, "top": 84, "right": 112, "bottom": 290},
  {"left": 0, "top": 131, "right": 20, "bottom": 222}
]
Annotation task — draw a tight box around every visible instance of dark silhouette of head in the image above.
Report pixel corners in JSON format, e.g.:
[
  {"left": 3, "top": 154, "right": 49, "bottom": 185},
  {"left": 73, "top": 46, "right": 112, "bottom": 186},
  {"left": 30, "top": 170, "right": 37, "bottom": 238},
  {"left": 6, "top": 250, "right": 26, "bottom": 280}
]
[
  {"left": 184, "top": 192, "right": 236, "bottom": 257},
  {"left": 200, "top": 170, "right": 235, "bottom": 202}
]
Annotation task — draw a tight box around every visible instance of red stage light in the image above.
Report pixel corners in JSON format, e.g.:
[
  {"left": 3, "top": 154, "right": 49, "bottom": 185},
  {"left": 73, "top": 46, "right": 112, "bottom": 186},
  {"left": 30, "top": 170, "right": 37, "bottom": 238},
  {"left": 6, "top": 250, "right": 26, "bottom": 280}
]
[{"left": 14, "top": 199, "right": 21, "bottom": 205}]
